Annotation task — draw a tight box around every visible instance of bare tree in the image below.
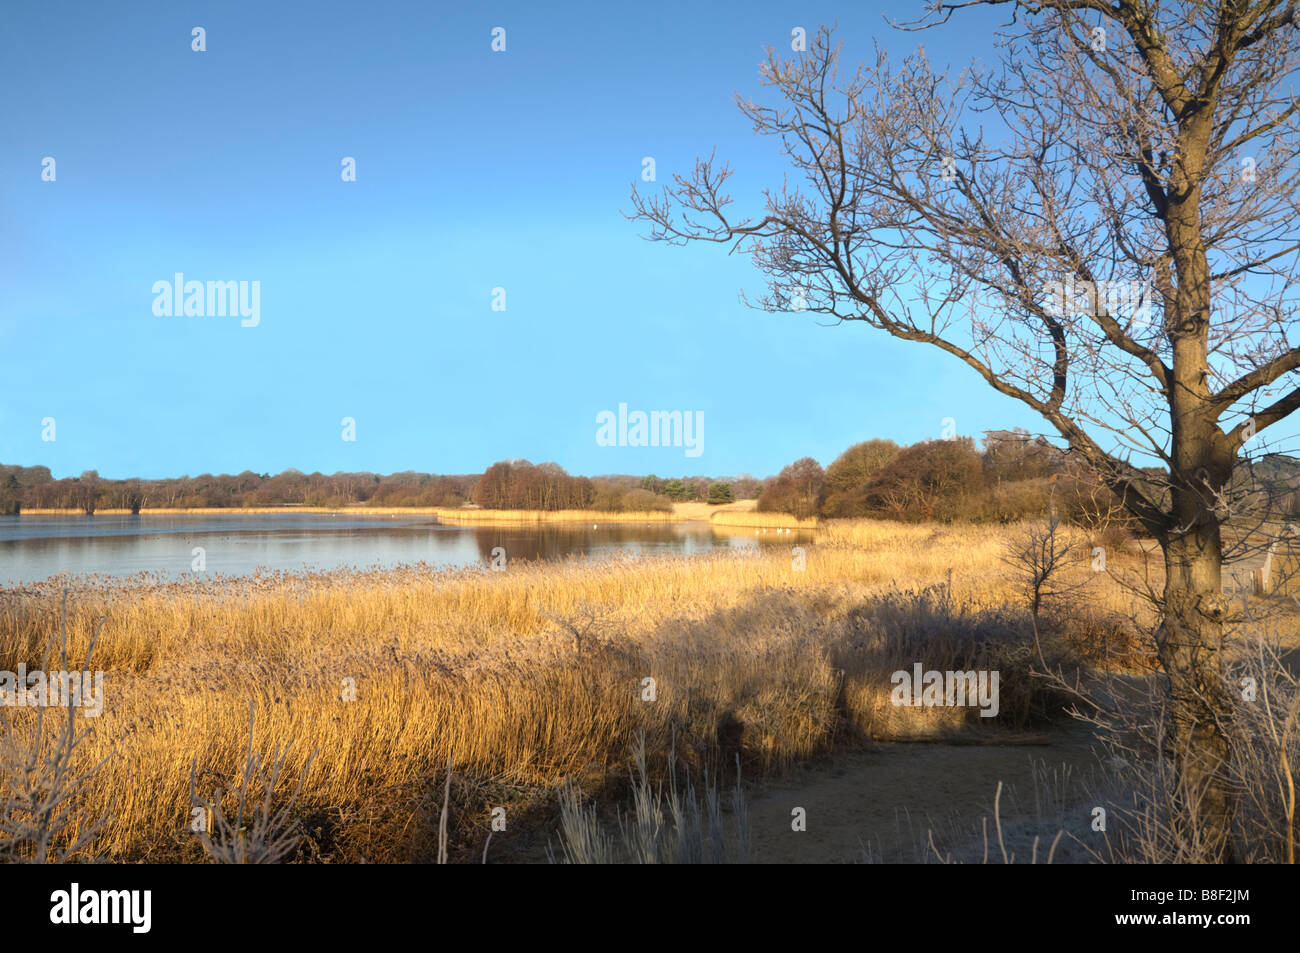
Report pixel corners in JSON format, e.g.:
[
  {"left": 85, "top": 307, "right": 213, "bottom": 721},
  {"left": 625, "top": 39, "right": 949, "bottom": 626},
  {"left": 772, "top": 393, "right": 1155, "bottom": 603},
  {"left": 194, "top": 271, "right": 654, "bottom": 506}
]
[
  {"left": 0, "top": 595, "right": 111, "bottom": 862},
  {"left": 629, "top": 3, "right": 1300, "bottom": 859},
  {"left": 188, "top": 701, "right": 317, "bottom": 864},
  {"left": 1002, "top": 510, "right": 1087, "bottom": 666},
  {"left": 73, "top": 471, "right": 99, "bottom": 516}
]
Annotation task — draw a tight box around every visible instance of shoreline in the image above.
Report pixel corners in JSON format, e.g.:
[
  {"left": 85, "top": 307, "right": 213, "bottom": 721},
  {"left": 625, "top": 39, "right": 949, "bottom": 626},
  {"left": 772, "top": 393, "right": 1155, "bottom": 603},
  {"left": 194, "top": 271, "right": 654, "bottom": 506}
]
[
  {"left": 10, "top": 499, "right": 815, "bottom": 528},
  {"left": 14, "top": 506, "right": 447, "bottom": 517},
  {"left": 12, "top": 505, "right": 688, "bottom": 523}
]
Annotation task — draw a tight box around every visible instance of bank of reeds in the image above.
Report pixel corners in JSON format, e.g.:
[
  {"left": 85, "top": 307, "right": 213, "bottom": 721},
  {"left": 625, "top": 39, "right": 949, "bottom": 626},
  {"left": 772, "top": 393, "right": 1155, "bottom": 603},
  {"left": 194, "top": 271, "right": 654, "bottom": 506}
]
[
  {"left": 431, "top": 507, "right": 677, "bottom": 524},
  {"left": 709, "top": 511, "right": 820, "bottom": 530},
  {"left": 18, "top": 504, "right": 723, "bottom": 524},
  {"left": 0, "top": 520, "right": 1160, "bottom": 863}
]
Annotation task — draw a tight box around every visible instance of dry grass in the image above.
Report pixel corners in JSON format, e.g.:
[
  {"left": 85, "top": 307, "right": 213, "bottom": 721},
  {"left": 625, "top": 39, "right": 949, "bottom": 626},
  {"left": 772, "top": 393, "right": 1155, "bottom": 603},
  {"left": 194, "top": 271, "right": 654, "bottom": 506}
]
[
  {"left": 431, "top": 507, "right": 678, "bottom": 524},
  {"left": 549, "top": 735, "right": 752, "bottom": 864},
  {"left": 673, "top": 500, "right": 756, "bottom": 520},
  {"left": 0, "top": 596, "right": 112, "bottom": 862},
  {"left": 18, "top": 507, "right": 452, "bottom": 516},
  {"left": 709, "top": 510, "right": 819, "bottom": 529},
  {"left": 0, "top": 518, "right": 1160, "bottom": 862},
  {"left": 16, "top": 501, "right": 761, "bottom": 525},
  {"left": 434, "top": 502, "right": 763, "bottom": 524},
  {"left": 18, "top": 506, "right": 674, "bottom": 520}
]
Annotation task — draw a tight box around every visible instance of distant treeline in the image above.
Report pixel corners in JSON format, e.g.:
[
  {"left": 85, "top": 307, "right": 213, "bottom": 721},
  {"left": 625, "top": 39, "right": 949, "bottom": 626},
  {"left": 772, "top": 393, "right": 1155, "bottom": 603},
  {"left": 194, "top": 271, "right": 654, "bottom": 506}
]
[
  {"left": 0, "top": 461, "right": 758, "bottom": 515},
  {"left": 470, "top": 463, "right": 761, "bottom": 512},
  {"left": 0, "top": 465, "right": 477, "bottom": 514},
  {"left": 7, "top": 432, "right": 1297, "bottom": 521},
  {"left": 759, "top": 430, "right": 1137, "bottom": 526},
  {"left": 755, "top": 430, "right": 1300, "bottom": 526}
]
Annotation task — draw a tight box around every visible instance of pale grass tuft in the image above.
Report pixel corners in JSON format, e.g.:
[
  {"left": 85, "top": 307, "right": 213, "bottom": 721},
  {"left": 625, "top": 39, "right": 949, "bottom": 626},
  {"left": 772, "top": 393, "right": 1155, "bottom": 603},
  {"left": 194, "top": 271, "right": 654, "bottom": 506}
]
[
  {"left": 548, "top": 736, "right": 751, "bottom": 864},
  {"left": 189, "top": 700, "right": 318, "bottom": 864},
  {"left": 0, "top": 591, "right": 111, "bottom": 863}
]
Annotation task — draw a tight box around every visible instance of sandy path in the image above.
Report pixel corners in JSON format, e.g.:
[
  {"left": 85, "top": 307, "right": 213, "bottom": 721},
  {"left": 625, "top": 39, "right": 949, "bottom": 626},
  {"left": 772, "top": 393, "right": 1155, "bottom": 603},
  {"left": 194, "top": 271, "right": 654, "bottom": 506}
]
[{"left": 745, "top": 725, "right": 1104, "bottom": 864}]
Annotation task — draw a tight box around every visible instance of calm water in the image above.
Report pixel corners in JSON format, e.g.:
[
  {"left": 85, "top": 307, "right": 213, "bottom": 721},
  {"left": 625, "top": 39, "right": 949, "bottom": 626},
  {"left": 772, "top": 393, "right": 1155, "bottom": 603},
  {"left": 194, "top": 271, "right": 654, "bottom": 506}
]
[{"left": 0, "top": 514, "right": 811, "bottom": 584}]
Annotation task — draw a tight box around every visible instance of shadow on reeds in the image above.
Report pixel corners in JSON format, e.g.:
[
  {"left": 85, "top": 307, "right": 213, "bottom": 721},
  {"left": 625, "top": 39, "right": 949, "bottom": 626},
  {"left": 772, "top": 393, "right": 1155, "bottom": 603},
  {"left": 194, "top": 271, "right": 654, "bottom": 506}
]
[{"left": 0, "top": 561, "right": 1099, "bottom": 863}]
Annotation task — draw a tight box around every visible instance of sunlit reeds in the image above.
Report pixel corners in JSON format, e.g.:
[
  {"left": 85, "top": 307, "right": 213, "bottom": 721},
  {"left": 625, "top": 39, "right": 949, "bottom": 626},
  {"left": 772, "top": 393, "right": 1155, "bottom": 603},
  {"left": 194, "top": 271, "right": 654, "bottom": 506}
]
[
  {"left": 0, "top": 519, "right": 1158, "bottom": 862},
  {"left": 709, "top": 510, "right": 819, "bottom": 529}
]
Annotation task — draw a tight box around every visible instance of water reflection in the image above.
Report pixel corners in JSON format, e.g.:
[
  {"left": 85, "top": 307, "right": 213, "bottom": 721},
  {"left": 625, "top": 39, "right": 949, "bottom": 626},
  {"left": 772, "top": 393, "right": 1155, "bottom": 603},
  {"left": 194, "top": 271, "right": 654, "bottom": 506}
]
[{"left": 0, "top": 514, "right": 813, "bottom": 584}]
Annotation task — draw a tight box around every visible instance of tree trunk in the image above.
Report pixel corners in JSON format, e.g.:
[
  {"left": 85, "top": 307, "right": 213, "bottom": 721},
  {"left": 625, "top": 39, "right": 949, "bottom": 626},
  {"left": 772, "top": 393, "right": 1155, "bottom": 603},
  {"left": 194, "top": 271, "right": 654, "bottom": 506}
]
[
  {"left": 1160, "top": 166, "right": 1235, "bottom": 856},
  {"left": 1159, "top": 519, "right": 1235, "bottom": 861}
]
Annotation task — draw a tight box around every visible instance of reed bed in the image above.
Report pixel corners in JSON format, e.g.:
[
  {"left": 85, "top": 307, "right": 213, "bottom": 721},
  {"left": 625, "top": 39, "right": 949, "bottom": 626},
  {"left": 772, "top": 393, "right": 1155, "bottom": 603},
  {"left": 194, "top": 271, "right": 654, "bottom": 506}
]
[
  {"left": 430, "top": 508, "right": 679, "bottom": 524},
  {"left": 672, "top": 501, "right": 757, "bottom": 520},
  {"left": 17, "top": 502, "right": 760, "bottom": 524},
  {"left": 17, "top": 507, "right": 450, "bottom": 516},
  {"left": 17, "top": 506, "right": 681, "bottom": 520},
  {"left": 0, "top": 519, "right": 1155, "bottom": 863},
  {"left": 709, "top": 510, "right": 820, "bottom": 529}
]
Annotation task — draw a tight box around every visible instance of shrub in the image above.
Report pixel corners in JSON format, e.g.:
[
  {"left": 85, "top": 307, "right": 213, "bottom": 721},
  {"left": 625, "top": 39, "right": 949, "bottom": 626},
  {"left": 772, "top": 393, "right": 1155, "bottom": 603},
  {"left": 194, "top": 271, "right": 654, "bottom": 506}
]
[
  {"left": 757, "top": 457, "right": 824, "bottom": 519},
  {"left": 473, "top": 461, "right": 599, "bottom": 510},
  {"left": 819, "top": 440, "right": 900, "bottom": 517},
  {"left": 862, "top": 438, "right": 984, "bottom": 522},
  {"left": 661, "top": 478, "right": 688, "bottom": 501},
  {"left": 591, "top": 485, "right": 673, "bottom": 512},
  {"left": 974, "top": 478, "right": 1053, "bottom": 523}
]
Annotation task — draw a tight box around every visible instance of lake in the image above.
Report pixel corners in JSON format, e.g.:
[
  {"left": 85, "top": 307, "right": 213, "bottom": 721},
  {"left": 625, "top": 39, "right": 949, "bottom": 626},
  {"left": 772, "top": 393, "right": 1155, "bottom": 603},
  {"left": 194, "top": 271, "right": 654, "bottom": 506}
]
[{"left": 0, "top": 514, "right": 811, "bottom": 584}]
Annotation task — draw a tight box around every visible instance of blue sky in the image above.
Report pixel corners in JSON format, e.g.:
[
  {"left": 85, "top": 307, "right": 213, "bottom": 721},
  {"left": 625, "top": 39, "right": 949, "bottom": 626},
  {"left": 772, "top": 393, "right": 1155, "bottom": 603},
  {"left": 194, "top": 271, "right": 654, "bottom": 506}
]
[{"left": 0, "top": 0, "right": 1040, "bottom": 480}]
